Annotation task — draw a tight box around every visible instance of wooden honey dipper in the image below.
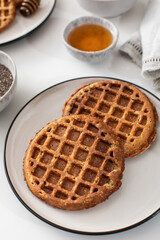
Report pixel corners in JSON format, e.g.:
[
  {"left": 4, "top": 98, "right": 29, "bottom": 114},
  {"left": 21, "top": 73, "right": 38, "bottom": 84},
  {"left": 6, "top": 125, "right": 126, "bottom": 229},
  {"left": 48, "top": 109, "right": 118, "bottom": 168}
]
[{"left": 19, "top": 0, "right": 41, "bottom": 17}]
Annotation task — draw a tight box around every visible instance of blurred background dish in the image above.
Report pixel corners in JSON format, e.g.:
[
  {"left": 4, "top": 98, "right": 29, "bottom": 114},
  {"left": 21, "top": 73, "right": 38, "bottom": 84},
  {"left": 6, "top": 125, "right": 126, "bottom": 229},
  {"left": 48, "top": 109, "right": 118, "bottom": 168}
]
[
  {"left": 0, "top": 0, "right": 56, "bottom": 45},
  {"left": 0, "top": 51, "right": 17, "bottom": 112},
  {"left": 77, "top": 0, "right": 137, "bottom": 18}
]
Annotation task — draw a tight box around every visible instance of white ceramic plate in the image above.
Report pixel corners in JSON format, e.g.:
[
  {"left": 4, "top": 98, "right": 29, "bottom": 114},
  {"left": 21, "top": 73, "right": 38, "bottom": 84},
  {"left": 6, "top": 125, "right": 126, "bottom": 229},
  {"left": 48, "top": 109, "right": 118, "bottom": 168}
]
[
  {"left": 0, "top": 0, "right": 56, "bottom": 45},
  {"left": 4, "top": 77, "right": 160, "bottom": 235}
]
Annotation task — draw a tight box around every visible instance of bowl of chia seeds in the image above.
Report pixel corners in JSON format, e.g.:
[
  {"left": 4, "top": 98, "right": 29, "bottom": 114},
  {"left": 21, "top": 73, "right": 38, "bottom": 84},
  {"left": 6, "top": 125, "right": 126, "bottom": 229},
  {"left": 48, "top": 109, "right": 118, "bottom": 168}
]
[{"left": 0, "top": 50, "right": 17, "bottom": 112}]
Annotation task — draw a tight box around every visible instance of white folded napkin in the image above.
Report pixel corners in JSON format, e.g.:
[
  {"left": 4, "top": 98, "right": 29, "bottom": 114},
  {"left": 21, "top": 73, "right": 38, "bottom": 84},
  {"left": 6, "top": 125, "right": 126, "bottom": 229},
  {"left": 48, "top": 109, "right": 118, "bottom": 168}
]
[{"left": 120, "top": 0, "right": 160, "bottom": 89}]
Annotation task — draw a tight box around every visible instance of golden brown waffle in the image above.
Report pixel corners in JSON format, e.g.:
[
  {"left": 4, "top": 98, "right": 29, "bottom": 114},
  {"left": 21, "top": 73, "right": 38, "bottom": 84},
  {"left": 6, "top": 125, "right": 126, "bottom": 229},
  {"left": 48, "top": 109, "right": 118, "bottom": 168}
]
[
  {"left": 0, "top": 0, "right": 16, "bottom": 32},
  {"left": 63, "top": 79, "right": 158, "bottom": 158},
  {"left": 24, "top": 115, "right": 124, "bottom": 210},
  {"left": 19, "top": 0, "right": 40, "bottom": 16}
]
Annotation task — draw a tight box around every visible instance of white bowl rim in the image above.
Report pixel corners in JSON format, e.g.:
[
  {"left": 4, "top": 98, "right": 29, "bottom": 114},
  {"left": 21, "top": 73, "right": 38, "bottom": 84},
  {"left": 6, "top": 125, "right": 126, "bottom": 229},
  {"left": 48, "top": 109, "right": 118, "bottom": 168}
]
[
  {"left": 77, "top": 0, "right": 135, "bottom": 2},
  {"left": 0, "top": 50, "right": 17, "bottom": 101},
  {"left": 78, "top": 0, "right": 120, "bottom": 2},
  {"left": 63, "top": 16, "right": 119, "bottom": 54}
]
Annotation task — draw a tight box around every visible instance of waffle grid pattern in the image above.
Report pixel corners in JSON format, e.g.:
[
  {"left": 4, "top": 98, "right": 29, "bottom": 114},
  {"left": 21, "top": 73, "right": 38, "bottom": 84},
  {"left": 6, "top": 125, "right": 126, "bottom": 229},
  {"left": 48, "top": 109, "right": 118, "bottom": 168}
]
[
  {"left": 64, "top": 81, "right": 152, "bottom": 149},
  {"left": 27, "top": 117, "right": 122, "bottom": 204},
  {"left": 0, "top": 0, "right": 16, "bottom": 32}
]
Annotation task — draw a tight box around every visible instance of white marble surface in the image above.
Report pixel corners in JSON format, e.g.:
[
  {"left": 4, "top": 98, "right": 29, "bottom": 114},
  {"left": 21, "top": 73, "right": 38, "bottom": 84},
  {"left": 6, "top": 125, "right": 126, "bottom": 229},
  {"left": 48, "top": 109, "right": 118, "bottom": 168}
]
[{"left": 0, "top": 0, "right": 159, "bottom": 239}]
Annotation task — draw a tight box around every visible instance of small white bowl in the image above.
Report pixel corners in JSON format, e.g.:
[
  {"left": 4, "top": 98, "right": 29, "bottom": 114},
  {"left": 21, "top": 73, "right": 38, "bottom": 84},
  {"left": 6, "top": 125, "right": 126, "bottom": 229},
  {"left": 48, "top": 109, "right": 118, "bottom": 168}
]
[
  {"left": 77, "top": 0, "right": 137, "bottom": 18},
  {"left": 63, "top": 16, "right": 118, "bottom": 63},
  {"left": 0, "top": 51, "right": 17, "bottom": 112}
]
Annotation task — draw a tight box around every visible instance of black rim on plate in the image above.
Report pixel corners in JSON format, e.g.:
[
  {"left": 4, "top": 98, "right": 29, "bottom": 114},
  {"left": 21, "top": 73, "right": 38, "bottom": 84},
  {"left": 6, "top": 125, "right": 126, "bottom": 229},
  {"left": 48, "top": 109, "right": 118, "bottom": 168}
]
[
  {"left": 0, "top": 0, "right": 57, "bottom": 46},
  {"left": 4, "top": 76, "right": 160, "bottom": 235}
]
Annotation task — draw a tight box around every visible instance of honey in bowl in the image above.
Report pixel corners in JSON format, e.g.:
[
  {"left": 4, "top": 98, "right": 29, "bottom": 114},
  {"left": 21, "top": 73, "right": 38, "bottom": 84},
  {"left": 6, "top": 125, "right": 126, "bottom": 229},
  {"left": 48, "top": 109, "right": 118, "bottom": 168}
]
[{"left": 67, "top": 24, "right": 113, "bottom": 52}]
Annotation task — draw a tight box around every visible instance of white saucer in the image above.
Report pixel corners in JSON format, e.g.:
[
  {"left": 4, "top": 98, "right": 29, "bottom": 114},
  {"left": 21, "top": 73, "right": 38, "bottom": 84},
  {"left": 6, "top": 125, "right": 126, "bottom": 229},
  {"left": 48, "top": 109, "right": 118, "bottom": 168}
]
[
  {"left": 0, "top": 0, "right": 56, "bottom": 45},
  {"left": 4, "top": 77, "right": 160, "bottom": 234}
]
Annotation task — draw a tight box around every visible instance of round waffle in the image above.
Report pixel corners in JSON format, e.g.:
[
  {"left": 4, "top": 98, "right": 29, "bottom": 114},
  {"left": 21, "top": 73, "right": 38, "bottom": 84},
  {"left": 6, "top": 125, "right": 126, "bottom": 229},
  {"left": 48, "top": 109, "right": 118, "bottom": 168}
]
[
  {"left": 0, "top": 0, "right": 16, "bottom": 32},
  {"left": 24, "top": 115, "right": 124, "bottom": 210},
  {"left": 63, "top": 79, "right": 158, "bottom": 158}
]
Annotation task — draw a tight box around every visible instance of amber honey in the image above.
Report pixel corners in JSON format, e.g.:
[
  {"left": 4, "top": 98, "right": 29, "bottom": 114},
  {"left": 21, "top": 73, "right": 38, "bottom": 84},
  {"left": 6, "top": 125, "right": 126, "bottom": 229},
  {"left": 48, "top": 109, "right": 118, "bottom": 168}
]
[{"left": 67, "top": 24, "right": 113, "bottom": 52}]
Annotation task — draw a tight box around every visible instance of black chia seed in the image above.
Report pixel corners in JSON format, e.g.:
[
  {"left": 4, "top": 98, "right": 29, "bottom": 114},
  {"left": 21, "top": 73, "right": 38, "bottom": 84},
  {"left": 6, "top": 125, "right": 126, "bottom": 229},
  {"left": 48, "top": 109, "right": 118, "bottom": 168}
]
[{"left": 0, "top": 64, "right": 13, "bottom": 97}]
